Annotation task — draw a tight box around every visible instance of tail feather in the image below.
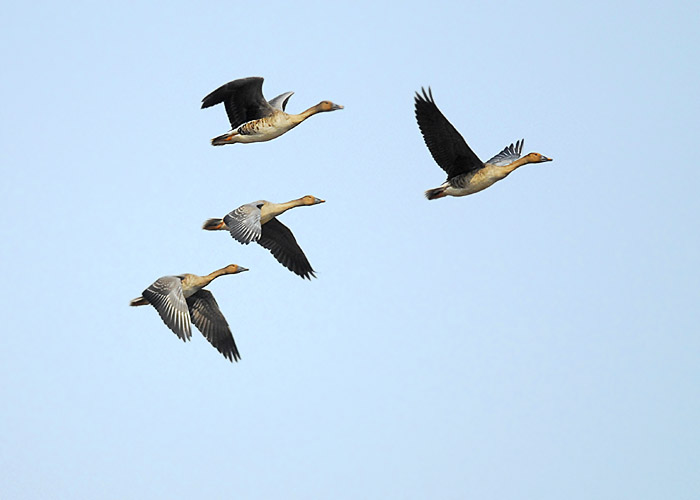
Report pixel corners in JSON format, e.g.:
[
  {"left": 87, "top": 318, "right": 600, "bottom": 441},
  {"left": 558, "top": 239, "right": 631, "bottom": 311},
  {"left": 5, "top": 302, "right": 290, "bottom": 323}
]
[
  {"left": 425, "top": 186, "right": 447, "bottom": 200},
  {"left": 202, "top": 218, "right": 225, "bottom": 231},
  {"left": 130, "top": 296, "right": 149, "bottom": 307},
  {"left": 211, "top": 132, "right": 237, "bottom": 146}
]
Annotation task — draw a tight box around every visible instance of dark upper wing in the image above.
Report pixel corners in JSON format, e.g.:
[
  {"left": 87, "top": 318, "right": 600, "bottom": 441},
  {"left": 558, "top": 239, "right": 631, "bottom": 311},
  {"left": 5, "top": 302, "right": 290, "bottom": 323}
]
[
  {"left": 414, "top": 87, "right": 483, "bottom": 179},
  {"left": 186, "top": 290, "right": 240, "bottom": 362},
  {"left": 142, "top": 276, "right": 192, "bottom": 341},
  {"left": 258, "top": 218, "right": 316, "bottom": 280},
  {"left": 201, "top": 77, "right": 274, "bottom": 129}
]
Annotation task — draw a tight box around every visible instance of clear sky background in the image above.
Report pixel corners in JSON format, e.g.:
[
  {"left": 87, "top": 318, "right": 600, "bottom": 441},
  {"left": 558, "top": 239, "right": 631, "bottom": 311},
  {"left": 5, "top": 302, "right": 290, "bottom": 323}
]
[{"left": 1, "top": 1, "right": 699, "bottom": 498}]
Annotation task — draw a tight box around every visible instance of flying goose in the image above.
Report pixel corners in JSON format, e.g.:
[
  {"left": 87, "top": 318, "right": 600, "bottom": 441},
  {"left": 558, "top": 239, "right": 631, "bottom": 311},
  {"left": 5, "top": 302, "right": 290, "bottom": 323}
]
[
  {"left": 130, "top": 264, "right": 248, "bottom": 362},
  {"left": 414, "top": 87, "right": 552, "bottom": 199},
  {"left": 201, "top": 76, "right": 343, "bottom": 145},
  {"left": 203, "top": 196, "right": 324, "bottom": 279}
]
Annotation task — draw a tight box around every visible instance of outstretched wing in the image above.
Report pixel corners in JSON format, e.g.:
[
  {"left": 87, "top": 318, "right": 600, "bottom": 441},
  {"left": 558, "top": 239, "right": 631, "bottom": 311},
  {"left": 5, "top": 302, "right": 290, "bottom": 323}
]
[
  {"left": 142, "top": 276, "right": 192, "bottom": 341},
  {"left": 187, "top": 290, "right": 240, "bottom": 362},
  {"left": 414, "top": 87, "right": 483, "bottom": 179},
  {"left": 223, "top": 202, "right": 264, "bottom": 244},
  {"left": 258, "top": 218, "right": 316, "bottom": 280},
  {"left": 485, "top": 139, "right": 524, "bottom": 166},
  {"left": 201, "top": 77, "right": 274, "bottom": 129}
]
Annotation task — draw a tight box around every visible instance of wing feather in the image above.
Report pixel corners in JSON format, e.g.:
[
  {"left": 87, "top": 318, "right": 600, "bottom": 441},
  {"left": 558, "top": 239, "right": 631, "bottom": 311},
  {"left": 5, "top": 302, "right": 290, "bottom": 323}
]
[
  {"left": 201, "top": 77, "right": 274, "bottom": 129},
  {"left": 414, "top": 87, "right": 483, "bottom": 179},
  {"left": 485, "top": 139, "right": 524, "bottom": 166},
  {"left": 258, "top": 219, "right": 316, "bottom": 280},
  {"left": 187, "top": 290, "right": 240, "bottom": 362},
  {"left": 142, "top": 276, "right": 192, "bottom": 341},
  {"left": 223, "top": 203, "right": 263, "bottom": 244},
  {"left": 268, "top": 91, "right": 294, "bottom": 111}
]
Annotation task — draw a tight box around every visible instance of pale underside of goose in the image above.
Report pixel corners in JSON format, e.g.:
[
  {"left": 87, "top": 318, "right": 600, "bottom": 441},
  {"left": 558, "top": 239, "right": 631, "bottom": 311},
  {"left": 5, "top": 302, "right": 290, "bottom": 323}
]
[
  {"left": 414, "top": 87, "right": 552, "bottom": 199},
  {"left": 201, "top": 76, "right": 343, "bottom": 145},
  {"left": 129, "top": 264, "right": 248, "bottom": 362}
]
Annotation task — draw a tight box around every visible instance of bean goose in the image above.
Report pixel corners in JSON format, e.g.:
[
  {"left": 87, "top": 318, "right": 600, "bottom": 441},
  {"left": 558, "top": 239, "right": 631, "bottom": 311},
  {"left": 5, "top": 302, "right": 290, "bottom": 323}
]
[
  {"left": 202, "top": 77, "right": 343, "bottom": 145},
  {"left": 203, "top": 196, "right": 324, "bottom": 279},
  {"left": 414, "top": 87, "right": 552, "bottom": 199},
  {"left": 130, "top": 264, "right": 248, "bottom": 362}
]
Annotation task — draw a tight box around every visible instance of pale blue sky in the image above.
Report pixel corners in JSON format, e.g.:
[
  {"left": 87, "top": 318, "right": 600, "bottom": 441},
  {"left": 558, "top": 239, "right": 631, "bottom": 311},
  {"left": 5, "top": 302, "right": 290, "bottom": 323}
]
[{"left": 1, "top": 1, "right": 699, "bottom": 498}]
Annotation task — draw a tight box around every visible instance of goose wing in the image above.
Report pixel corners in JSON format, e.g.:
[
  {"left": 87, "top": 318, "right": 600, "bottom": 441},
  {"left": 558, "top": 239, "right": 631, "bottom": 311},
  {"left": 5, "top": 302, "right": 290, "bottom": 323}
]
[
  {"left": 414, "top": 87, "right": 483, "bottom": 178},
  {"left": 186, "top": 290, "right": 240, "bottom": 362},
  {"left": 223, "top": 202, "right": 263, "bottom": 244},
  {"left": 485, "top": 139, "right": 524, "bottom": 166},
  {"left": 258, "top": 218, "right": 315, "bottom": 279},
  {"left": 268, "top": 91, "right": 294, "bottom": 111},
  {"left": 142, "top": 276, "right": 192, "bottom": 341},
  {"left": 201, "top": 77, "right": 274, "bottom": 129}
]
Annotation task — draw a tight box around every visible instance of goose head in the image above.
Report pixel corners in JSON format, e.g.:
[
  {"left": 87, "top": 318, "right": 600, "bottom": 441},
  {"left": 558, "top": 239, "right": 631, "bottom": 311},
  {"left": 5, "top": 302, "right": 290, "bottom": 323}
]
[
  {"left": 525, "top": 152, "right": 553, "bottom": 163},
  {"left": 316, "top": 100, "right": 344, "bottom": 112},
  {"left": 222, "top": 264, "right": 249, "bottom": 275},
  {"left": 301, "top": 195, "right": 325, "bottom": 206}
]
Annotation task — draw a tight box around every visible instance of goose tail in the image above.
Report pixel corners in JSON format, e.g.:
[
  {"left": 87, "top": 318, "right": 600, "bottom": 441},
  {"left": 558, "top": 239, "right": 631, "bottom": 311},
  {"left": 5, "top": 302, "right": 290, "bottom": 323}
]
[
  {"left": 202, "top": 218, "right": 226, "bottom": 231},
  {"left": 425, "top": 186, "right": 448, "bottom": 200},
  {"left": 130, "top": 296, "right": 149, "bottom": 307},
  {"left": 211, "top": 132, "right": 237, "bottom": 146}
]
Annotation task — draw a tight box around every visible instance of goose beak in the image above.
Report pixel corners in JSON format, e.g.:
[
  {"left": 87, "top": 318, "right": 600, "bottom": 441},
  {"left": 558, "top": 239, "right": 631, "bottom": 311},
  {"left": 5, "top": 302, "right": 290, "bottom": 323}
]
[
  {"left": 331, "top": 103, "right": 344, "bottom": 111},
  {"left": 542, "top": 156, "right": 553, "bottom": 162},
  {"left": 236, "top": 266, "right": 249, "bottom": 273}
]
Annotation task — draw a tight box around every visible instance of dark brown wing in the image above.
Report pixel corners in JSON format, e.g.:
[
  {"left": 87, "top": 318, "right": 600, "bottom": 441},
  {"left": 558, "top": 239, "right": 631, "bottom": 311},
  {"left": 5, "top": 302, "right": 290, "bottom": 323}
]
[
  {"left": 258, "top": 218, "right": 316, "bottom": 280},
  {"left": 414, "top": 87, "right": 483, "bottom": 179},
  {"left": 186, "top": 290, "right": 240, "bottom": 362},
  {"left": 201, "top": 77, "right": 274, "bottom": 129}
]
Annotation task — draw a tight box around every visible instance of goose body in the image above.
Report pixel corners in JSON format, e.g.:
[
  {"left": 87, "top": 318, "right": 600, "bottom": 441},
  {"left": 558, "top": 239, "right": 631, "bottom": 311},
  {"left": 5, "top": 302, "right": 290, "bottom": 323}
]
[
  {"left": 203, "top": 195, "right": 324, "bottom": 279},
  {"left": 130, "top": 264, "right": 248, "bottom": 362},
  {"left": 414, "top": 87, "right": 553, "bottom": 199},
  {"left": 201, "top": 77, "right": 343, "bottom": 145}
]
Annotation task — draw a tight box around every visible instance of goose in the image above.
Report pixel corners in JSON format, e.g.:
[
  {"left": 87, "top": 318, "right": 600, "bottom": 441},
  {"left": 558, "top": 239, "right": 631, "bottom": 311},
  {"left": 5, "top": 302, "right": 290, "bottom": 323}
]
[
  {"left": 201, "top": 77, "right": 343, "bottom": 145},
  {"left": 414, "top": 87, "right": 553, "bottom": 199},
  {"left": 130, "top": 264, "right": 248, "bottom": 362},
  {"left": 203, "top": 196, "right": 324, "bottom": 279}
]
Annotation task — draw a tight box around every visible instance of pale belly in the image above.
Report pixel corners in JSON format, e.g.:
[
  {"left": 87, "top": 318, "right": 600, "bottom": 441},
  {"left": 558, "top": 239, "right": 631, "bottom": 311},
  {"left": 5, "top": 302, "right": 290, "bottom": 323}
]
[
  {"left": 233, "top": 126, "right": 289, "bottom": 143},
  {"left": 233, "top": 116, "right": 297, "bottom": 143},
  {"left": 445, "top": 173, "right": 502, "bottom": 197}
]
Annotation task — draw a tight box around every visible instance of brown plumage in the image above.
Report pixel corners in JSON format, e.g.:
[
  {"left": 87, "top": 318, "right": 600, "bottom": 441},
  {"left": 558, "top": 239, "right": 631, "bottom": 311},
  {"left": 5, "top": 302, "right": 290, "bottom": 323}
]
[
  {"left": 415, "top": 87, "right": 553, "bottom": 199},
  {"left": 130, "top": 264, "right": 248, "bottom": 362},
  {"left": 203, "top": 196, "right": 324, "bottom": 279},
  {"left": 202, "top": 77, "right": 343, "bottom": 145}
]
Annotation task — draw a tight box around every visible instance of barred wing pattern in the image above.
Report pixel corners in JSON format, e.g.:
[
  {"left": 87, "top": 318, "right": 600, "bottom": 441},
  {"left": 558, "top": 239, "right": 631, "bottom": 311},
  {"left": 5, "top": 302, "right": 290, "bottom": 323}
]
[
  {"left": 485, "top": 139, "right": 524, "bottom": 166},
  {"left": 142, "top": 276, "right": 192, "bottom": 341},
  {"left": 223, "top": 203, "right": 264, "bottom": 244}
]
